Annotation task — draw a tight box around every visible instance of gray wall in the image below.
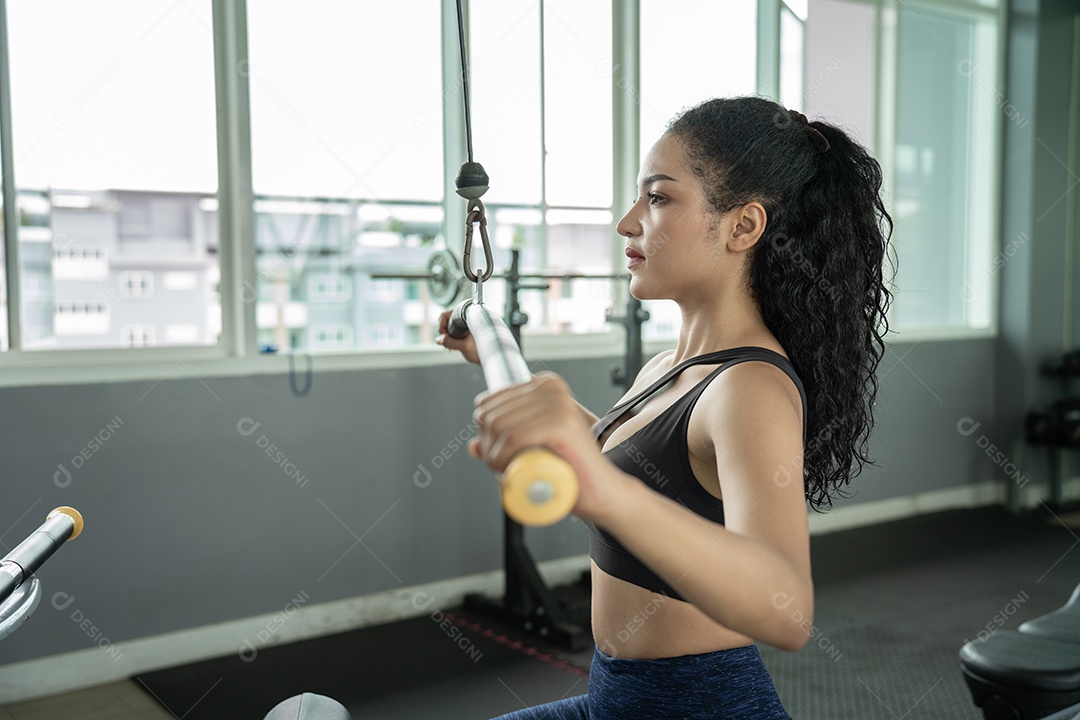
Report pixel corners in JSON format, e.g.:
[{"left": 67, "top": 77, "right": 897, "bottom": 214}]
[
  {"left": 0, "top": 337, "right": 994, "bottom": 667},
  {"left": 0, "top": 358, "right": 620, "bottom": 665}
]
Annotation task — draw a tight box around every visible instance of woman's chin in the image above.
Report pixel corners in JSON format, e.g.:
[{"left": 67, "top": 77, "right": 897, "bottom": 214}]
[{"left": 628, "top": 276, "right": 659, "bottom": 301}]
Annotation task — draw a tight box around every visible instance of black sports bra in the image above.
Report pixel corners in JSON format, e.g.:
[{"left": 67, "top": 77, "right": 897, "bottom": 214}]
[{"left": 585, "top": 347, "right": 806, "bottom": 601}]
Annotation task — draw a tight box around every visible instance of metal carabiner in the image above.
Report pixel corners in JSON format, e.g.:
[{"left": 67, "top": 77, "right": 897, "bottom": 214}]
[{"left": 462, "top": 198, "right": 494, "bottom": 285}]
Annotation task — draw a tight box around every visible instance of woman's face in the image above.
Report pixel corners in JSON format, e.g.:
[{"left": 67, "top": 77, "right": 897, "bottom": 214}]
[{"left": 616, "top": 133, "right": 729, "bottom": 303}]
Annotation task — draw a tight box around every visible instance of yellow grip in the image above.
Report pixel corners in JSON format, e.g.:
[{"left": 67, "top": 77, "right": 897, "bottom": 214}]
[
  {"left": 47, "top": 506, "right": 84, "bottom": 541},
  {"left": 500, "top": 449, "right": 578, "bottom": 527}
]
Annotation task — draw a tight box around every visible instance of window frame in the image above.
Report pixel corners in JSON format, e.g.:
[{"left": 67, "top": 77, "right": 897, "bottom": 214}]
[{"left": 0, "top": 0, "right": 1006, "bottom": 389}]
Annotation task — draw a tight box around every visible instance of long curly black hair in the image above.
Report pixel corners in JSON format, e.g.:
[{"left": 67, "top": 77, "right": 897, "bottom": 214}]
[{"left": 667, "top": 96, "right": 893, "bottom": 510}]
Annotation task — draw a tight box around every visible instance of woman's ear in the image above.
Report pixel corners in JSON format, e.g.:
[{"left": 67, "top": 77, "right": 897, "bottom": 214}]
[{"left": 728, "top": 202, "right": 767, "bottom": 252}]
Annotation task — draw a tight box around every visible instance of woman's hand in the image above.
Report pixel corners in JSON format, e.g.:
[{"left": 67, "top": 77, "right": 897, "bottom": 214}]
[
  {"left": 468, "top": 372, "right": 637, "bottom": 524},
  {"left": 436, "top": 309, "right": 480, "bottom": 364}
]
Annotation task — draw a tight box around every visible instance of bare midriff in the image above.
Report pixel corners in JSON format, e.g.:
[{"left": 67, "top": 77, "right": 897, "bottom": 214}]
[{"left": 590, "top": 562, "right": 753, "bottom": 659}]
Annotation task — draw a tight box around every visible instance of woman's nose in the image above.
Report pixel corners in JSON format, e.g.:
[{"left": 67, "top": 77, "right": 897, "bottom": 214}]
[{"left": 616, "top": 203, "right": 640, "bottom": 238}]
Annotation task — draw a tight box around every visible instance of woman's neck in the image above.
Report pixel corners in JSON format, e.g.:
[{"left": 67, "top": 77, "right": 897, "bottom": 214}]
[{"left": 669, "top": 290, "right": 779, "bottom": 364}]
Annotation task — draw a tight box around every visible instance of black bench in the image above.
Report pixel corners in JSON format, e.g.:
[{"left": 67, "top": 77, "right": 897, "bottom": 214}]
[
  {"left": 962, "top": 583, "right": 1080, "bottom": 719},
  {"left": 1045, "top": 703, "right": 1080, "bottom": 720}
]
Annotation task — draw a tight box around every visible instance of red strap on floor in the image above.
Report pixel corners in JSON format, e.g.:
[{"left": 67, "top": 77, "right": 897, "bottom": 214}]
[{"left": 443, "top": 612, "right": 591, "bottom": 678}]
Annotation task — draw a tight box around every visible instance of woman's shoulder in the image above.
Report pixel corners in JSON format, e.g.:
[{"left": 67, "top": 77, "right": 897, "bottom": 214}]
[{"left": 697, "top": 357, "right": 805, "bottom": 433}]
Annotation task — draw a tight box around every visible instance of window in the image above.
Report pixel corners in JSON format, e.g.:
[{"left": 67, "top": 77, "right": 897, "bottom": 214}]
[
  {"left": 470, "top": 0, "right": 618, "bottom": 340},
  {"left": 54, "top": 302, "right": 109, "bottom": 338},
  {"left": 311, "top": 323, "right": 353, "bottom": 351},
  {"left": 0, "top": 1, "right": 1005, "bottom": 368},
  {"left": 639, "top": 0, "right": 758, "bottom": 158},
  {"left": 471, "top": 0, "right": 542, "bottom": 207},
  {"left": 309, "top": 273, "right": 351, "bottom": 303},
  {"left": 247, "top": 1, "right": 444, "bottom": 354},
  {"left": 366, "top": 324, "right": 403, "bottom": 347},
  {"left": 0, "top": 249, "right": 5, "bottom": 352},
  {"left": 246, "top": 2, "right": 443, "bottom": 202},
  {"left": 0, "top": 124, "right": 6, "bottom": 348},
  {"left": 53, "top": 245, "right": 108, "bottom": 281},
  {"left": 5, "top": 0, "right": 220, "bottom": 350},
  {"left": 119, "top": 271, "right": 154, "bottom": 299},
  {"left": 803, "top": 0, "right": 875, "bottom": 147},
  {"left": 122, "top": 324, "right": 156, "bottom": 348},
  {"left": 249, "top": 201, "right": 443, "bottom": 353},
  {"left": 540, "top": 0, "right": 613, "bottom": 209},
  {"left": 890, "top": 4, "right": 999, "bottom": 330},
  {"left": 780, "top": 2, "right": 807, "bottom": 112}
]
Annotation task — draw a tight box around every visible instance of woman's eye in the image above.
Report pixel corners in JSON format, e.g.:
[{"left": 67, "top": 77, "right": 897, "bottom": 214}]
[{"left": 647, "top": 193, "right": 665, "bottom": 205}]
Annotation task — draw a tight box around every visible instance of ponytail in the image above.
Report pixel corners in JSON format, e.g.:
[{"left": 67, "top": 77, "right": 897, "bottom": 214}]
[{"left": 668, "top": 97, "right": 893, "bottom": 509}]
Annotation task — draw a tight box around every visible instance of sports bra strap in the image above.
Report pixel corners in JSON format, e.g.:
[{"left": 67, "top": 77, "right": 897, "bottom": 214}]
[
  {"left": 605, "top": 351, "right": 737, "bottom": 416},
  {"left": 594, "top": 347, "right": 795, "bottom": 441}
]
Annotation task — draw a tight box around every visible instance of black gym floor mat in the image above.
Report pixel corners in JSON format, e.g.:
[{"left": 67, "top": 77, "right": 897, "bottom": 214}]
[
  {"left": 133, "top": 607, "right": 592, "bottom": 720},
  {"left": 134, "top": 505, "right": 1080, "bottom": 720},
  {"left": 760, "top": 504, "right": 1080, "bottom": 719}
]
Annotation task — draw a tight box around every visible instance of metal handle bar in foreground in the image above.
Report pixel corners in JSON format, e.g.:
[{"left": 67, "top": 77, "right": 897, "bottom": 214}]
[{"left": 0, "top": 506, "right": 84, "bottom": 641}]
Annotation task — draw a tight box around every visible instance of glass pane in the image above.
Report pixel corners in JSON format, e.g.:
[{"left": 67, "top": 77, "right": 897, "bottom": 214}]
[
  {"left": 0, "top": 191, "right": 5, "bottom": 352},
  {"left": 0, "top": 111, "right": 6, "bottom": 349},
  {"left": 805, "top": 0, "right": 875, "bottom": 148},
  {"left": 642, "top": 300, "right": 682, "bottom": 343},
  {"left": 471, "top": 0, "right": 542, "bottom": 205},
  {"left": 7, "top": 0, "right": 219, "bottom": 350},
  {"left": 639, "top": 0, "right": 757, "bottom": 341},
  {"left": 247, "top": 0, "right": 442, "bottom": 202},
  {"left": 469, "top": 207, "right": 618, "bottom": 338},
  {"left": 779, "top": 8, "right": 805, "bottom": 112},
  {"left": 892, "top": 8, "right": 978, "bottom": 329},
  {"left": 544, "top": 0, "right": 612, "bottom": 208},
  {"left": 248, "top": 0, "right": 444, "bottom": 353},
  {"left": 252, "top": 200, "right": 444, "bottom": 353},
  {"left": 639, "top": 0, "right": 758, "bottom": 158}
]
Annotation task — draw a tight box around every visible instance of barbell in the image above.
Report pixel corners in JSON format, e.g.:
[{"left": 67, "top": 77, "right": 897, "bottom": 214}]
[{"left": 372, "top": 249, "right": 629, "bottom": 308}]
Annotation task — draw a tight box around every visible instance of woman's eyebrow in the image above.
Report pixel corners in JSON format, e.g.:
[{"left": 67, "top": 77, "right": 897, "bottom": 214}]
[{"left": 636, "top": 173, "right": 678, "bottom": 191}]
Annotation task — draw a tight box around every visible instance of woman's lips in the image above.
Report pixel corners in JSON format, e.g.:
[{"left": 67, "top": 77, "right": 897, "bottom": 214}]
[{"left": 625, "top": 246, "right": 644, "bottom": 268}]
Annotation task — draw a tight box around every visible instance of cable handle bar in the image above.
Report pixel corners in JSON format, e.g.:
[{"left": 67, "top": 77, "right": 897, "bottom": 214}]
[{"left": 448, "top": 300, "right": 578, "bottom": 526}]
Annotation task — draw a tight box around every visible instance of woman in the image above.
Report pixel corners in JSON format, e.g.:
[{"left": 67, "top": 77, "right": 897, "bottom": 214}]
[{"left": 437, "top": 96, "right": 892, "bottom": 719}]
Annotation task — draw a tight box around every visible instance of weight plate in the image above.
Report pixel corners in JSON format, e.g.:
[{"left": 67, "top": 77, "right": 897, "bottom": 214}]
[{"left": 427, "top": 249, "right": 464, "bottom": 307}]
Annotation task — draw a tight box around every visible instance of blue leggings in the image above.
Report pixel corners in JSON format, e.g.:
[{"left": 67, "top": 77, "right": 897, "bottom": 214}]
[{"left": 491, "top": 644, "right": 790, "bottom": 719}]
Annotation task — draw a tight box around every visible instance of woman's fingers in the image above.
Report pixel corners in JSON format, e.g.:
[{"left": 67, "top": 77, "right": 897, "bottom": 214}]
[
  {"left": 435, "top": 309, "right": 480, "bottom": 364},
  {"left": 470, "top": 373, "right": 624, "bottom": 524},
  {"left": 472, "top": 375, "right": 579, "bottom": 471},
  {"left": 478, "top": 402, "right": 552, "bottom": 471}
]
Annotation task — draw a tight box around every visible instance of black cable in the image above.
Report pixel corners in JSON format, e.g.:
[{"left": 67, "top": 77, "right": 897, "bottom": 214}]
[
  {"left": 455, "top": 0, "right": 474, "bottom": 163},
  {"left": 289, "top": 352, "right": 313, "bottom": 397}
]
